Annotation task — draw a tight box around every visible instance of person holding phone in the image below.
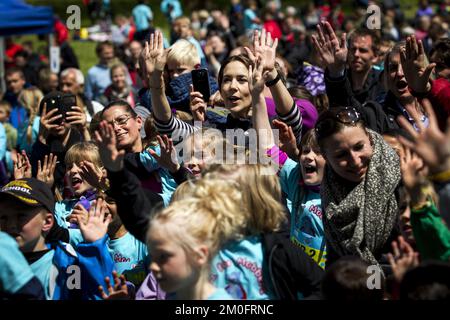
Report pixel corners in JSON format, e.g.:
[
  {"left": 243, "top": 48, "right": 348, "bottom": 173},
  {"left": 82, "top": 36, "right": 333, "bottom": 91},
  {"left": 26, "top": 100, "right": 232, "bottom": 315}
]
[
  {"left": 146, "top": 29, "right": 303, "bottom": 147},
  {"left": 30, "top": 91, "right": 89, "bottom": 192}
]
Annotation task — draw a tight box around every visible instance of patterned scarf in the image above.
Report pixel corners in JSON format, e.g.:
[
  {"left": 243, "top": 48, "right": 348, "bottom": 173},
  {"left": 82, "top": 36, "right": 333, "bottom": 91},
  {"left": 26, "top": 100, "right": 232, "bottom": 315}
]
[{"left": 320, "top": 129, "right": 401, "bottom": 269}]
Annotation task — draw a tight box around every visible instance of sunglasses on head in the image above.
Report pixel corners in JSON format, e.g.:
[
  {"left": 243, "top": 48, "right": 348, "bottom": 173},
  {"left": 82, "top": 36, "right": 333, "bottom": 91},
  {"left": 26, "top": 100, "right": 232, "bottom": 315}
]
[{"left": 315, "top": 107, "right": 362, "bottom": 140}]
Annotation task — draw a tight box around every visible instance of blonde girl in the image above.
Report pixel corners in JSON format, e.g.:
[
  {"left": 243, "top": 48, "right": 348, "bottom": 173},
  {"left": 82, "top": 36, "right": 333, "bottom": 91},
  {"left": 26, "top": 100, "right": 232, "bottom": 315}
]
[
  {"left": 17, "top": 87, "right": 44, "bottom": 153},
  {"left": 203, "top": 163, "right": 324, "bottom": 300},
  {"left": 54, "top": 142, "right": 109, "bottom": 245},
  {"left": 147, "top": 178, "right": 245, "bottom": 300}
]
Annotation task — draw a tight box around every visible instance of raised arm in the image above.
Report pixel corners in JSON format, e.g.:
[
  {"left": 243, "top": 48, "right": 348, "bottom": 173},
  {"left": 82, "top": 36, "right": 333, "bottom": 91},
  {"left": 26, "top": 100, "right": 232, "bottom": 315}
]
[{"left": 141, "top": 31, "right": 171, "bottom": 123}]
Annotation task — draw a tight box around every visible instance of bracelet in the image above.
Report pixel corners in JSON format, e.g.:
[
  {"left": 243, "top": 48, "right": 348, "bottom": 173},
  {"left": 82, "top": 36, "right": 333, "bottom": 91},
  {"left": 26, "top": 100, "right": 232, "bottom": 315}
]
[
  {"left": 428, "top": 169, "right": 450, "bottom": 183},
  {"left": 265, "top": 72, "right": 281, "bottom": 87}
]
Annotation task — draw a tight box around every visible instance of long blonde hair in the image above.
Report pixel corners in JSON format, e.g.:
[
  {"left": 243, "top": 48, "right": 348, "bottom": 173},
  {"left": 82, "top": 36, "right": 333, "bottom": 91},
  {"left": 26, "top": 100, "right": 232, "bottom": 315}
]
[
  {"left": 18, "top": 87, "right": 43, "bottom": 144},
  {"left": 148, "top": 178, "right": 245, "bottom": 262},
  {"left": 203, "top": 163, "right": 286, "bottom": 235}
]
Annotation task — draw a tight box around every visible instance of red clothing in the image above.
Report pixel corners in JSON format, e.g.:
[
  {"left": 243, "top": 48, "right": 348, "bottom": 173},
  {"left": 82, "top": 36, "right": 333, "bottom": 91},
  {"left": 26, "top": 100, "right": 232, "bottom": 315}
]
[
  {"left": 54, "top": 19, "right": 69, "bottom": 45},
  {"left": 263, "top": 20, "right": 282, "bottom": 40},
  {"left": 427, "top": 78, "right": 450, "bottom": 131},
  {"left": 5, "top": 43, "right": 23, "bottom": 68}
]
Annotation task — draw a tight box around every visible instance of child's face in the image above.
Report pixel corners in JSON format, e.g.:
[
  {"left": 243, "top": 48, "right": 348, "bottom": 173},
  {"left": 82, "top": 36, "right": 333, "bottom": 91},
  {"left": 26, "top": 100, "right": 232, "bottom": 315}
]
[
  {"left": 182, "top": 137, "right": 214, "bottom": 178},
  {"left": 148, "top": 224, "right": 196, "bottom": 294},
  {"left": 0, "top": 197, "right": 52, "bottom": 252},
  {"left": 300, "top": 147, "right": 326, "bottom": 186},
  {"left": 0, "top": 107, "right": 8, "bottom": 123},
  {"left": 67, "top": 162, "right": 95, "bottom": 197}
]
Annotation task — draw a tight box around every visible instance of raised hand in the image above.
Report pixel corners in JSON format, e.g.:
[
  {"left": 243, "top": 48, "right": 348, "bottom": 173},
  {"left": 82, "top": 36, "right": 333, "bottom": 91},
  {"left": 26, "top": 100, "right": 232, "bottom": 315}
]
[
  {"left": 400, "top": 35, "right": 435, "bottom": 94},
  {"left": 387, "top": 236, "right": 419, "bottom": 283},
  {"left": 78, "top": 198, "right": 112, "bottom": 243},
  {"left": 38, "top": 102, "right": 63, "bottom": 144},
  {"left": 93, "top": 121, "right": 126, "bottom": 172},
  {"left": 400, "top": 146, "right": 426, "bottom": 191},
  {"left": 98, "top": 271, "right": 130, "bottom": 300},
  {"left": 13, "top": 150, "right": 32, "bottom": 179},
  {"left": 148, "top": 135, "right": 180, "bottom": 173},
  {"left": 311, "top": 21, "right": 347, "bottom": 75},
  {"left": 67, "top": 203, "right": 89, "bottom": 227},
  {"left": 245, "top": 29, "right": 278, "bottom": 75},
  {"left": 248, "top": 57, "right": 267, "bottom": 98},
  {"left": 189, "top": 84, "right": 207, "bottom": 122},
  {"left": 141, "top": 30, "right": 168, "bottom": 85},
  {"left": 66, "top": 106, "right": 88, "bottom": 132},
  {"left": 397, "top": 98, "right": 450, "bottom": 175},
  {"left": 36, "top": 153, "right": 57, "bottom": 187},
  {"left": 79, "top": 160, "right": 109, "bottom": 191},
  {"left": 272, "top": 119, "right": 299, "bottom": 159}
]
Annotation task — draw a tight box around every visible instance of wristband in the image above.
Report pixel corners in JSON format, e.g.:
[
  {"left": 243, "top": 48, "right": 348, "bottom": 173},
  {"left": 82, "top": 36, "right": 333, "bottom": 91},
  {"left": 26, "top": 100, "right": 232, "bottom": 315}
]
[
  {"left": 428, "top": 169, "right": 450, "bottom": 183},
  {"left": 265, "top": 72, "right": 281, "bottom": 87}
]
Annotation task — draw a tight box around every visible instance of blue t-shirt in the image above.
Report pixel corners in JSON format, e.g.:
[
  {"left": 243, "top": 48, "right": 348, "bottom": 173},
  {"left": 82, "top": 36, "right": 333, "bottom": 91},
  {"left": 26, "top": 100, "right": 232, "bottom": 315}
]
[
  {"left": 107, "top": 232, "right": 149, "bottom": 286},
  {"left": 30, "top": 236, "right": 115, "bottom": 300},
  {"left": 132, "top": 4, "right": 153, "bottom": 31},
  {"left": 210, "top": 235, "right": 275, "bottom": 300},
  {"left": 54, "top": 192, "right": 98, "bottom": 247},
  {"left": 207, "top": 288, "right": 234, "bottom": 300},
  {"left": 139, "top": 145, "right": 178, "bottom": 206},
  {"left": 0, "top": 232, "right": 36, "bottom": 295},
  {"left": 243, "top": 8, "right": 261, "bottom": 32},
  {"left": 30, "top": 250, "right": 55, "bottom": 300},
  {"left": 279, "top": 158, "right": 326, "bottom": 269}
]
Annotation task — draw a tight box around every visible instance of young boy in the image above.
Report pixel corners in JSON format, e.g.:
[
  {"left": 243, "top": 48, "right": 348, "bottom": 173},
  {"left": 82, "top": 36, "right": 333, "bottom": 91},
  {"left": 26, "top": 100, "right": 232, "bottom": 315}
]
[
  {"left": 0, "top": 231, "right": 45, "bottom": 299},
  {"left": 0, "top": 178, "right": 115, "bottom": 300}
]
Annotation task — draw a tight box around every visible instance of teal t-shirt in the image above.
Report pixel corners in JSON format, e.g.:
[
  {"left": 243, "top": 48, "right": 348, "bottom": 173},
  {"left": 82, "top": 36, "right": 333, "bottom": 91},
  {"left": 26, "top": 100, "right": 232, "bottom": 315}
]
[
  {"left": 139, "top": 145, "right": 178, "bottom": 206},
  {"left": 54, "top": 199, "right": 89, "bottom": 247},
  {"left": 30, "top": 249, "right": 56, "bottom": 300},
  {"left": 132, "top": 4, "right": 153, "bottom": 31},
  {"left": 0, "top": 232, "right": 36, "bottom": 295},
  {"left": 107, "top": 232, "right": 149, "bottom": 286},
  {"left": 210, "top": 235, "right": 275, "bottom": 300},
  {"left": 207, "top": 288, "right": 234, "bottom": 300},
  {"left": 279, "top": 158, "right": 326, "bottom": 269}
]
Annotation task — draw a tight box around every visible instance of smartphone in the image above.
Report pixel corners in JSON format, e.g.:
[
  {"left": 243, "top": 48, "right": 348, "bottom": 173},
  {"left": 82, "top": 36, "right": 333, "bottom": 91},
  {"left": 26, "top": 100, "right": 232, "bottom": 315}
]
[
  {"left": 191, "top": 68, "right": 211, "bottom": 103},
  {"left": 45, "top": 93, "right": 77, "bottom": 124}
]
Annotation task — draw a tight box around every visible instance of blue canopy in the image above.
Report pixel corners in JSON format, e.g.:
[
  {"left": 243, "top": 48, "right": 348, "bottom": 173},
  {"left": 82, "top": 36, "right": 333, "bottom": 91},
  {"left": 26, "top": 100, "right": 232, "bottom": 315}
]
[{"left": 0, "top": 0, "right": 54, "bottom": 36}]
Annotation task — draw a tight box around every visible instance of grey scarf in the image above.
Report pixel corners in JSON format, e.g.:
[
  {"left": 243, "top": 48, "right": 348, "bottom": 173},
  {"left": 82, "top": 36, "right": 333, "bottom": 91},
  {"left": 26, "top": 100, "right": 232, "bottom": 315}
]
[{"left": 321, "top": 129, "right": 401, "bottom": 268}]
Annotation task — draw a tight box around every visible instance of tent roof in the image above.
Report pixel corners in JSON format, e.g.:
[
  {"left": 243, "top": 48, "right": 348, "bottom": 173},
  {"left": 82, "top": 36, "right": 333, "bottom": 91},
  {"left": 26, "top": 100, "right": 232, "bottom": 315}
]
[{"left": 0, "top": 0, "right": 54, "bottom": 36}]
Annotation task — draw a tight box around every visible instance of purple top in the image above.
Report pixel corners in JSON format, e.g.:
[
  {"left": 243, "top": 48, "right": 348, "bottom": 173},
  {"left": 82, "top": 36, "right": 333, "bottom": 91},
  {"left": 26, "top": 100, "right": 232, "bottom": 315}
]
[
  {"left": 265, "top": 97, "right": 318, "bottom": 135},
  {"left": 135, "top": 272, "right": 166, "bottom": 300}
]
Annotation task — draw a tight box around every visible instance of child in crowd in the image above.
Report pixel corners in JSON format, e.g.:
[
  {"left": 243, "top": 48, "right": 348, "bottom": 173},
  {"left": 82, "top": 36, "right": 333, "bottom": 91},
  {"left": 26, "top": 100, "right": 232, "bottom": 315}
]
[
  {"left": 0, "top": 178, "right": 114, "bottom": 300},
  {"left": 146, "top": 178, "right": 242, "bottom": 299}
]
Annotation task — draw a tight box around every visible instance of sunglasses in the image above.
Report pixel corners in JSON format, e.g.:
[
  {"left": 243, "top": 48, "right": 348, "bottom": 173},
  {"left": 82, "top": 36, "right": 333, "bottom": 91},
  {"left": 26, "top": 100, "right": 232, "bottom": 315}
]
[{"left": 315, "top": 107, "right": 361, "bottom": 140}]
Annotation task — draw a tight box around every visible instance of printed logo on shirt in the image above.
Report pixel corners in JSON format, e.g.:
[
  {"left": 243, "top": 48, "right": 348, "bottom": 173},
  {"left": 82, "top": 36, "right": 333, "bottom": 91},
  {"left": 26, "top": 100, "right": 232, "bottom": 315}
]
[
  {"left": 291, "top": 237, "right": 326, "bottom": 269},
  {"left": 114, "top": 253, "right": 131, "bottom": 263}
]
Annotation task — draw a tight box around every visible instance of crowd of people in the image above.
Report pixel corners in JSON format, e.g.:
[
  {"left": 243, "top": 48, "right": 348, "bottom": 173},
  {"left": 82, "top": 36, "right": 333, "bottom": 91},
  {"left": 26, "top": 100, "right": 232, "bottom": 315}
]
[{"left": 1, "top": 0, "right": 450, "bottom": 301}]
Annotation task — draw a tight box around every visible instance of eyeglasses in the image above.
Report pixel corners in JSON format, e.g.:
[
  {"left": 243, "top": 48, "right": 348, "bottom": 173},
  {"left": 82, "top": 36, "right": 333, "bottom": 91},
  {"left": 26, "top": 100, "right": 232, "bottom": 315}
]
[
  {"left": 315, "top": 107, "right": 361, "bottom": 140},
  {"left": 107, "top": 114, "right": 133, "bottom": 127}
]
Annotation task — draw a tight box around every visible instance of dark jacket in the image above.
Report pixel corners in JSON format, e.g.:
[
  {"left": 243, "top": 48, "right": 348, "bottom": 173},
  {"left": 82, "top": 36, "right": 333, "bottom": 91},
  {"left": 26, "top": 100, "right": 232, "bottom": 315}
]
[
  {"left": 30, "top": 129, "right": 83, "bottom": 190},
  {"left": 325, "top": 68, "right": 395, "bottom": 133},
  {"left": 325, "top": 67, "right": 385, "bottom": 106},
  {"left": 262, "top": 232, "right": 324, "bottom": 300},
  {"left": 107, "top": 165, "right": 164, "bottom": 243}
]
